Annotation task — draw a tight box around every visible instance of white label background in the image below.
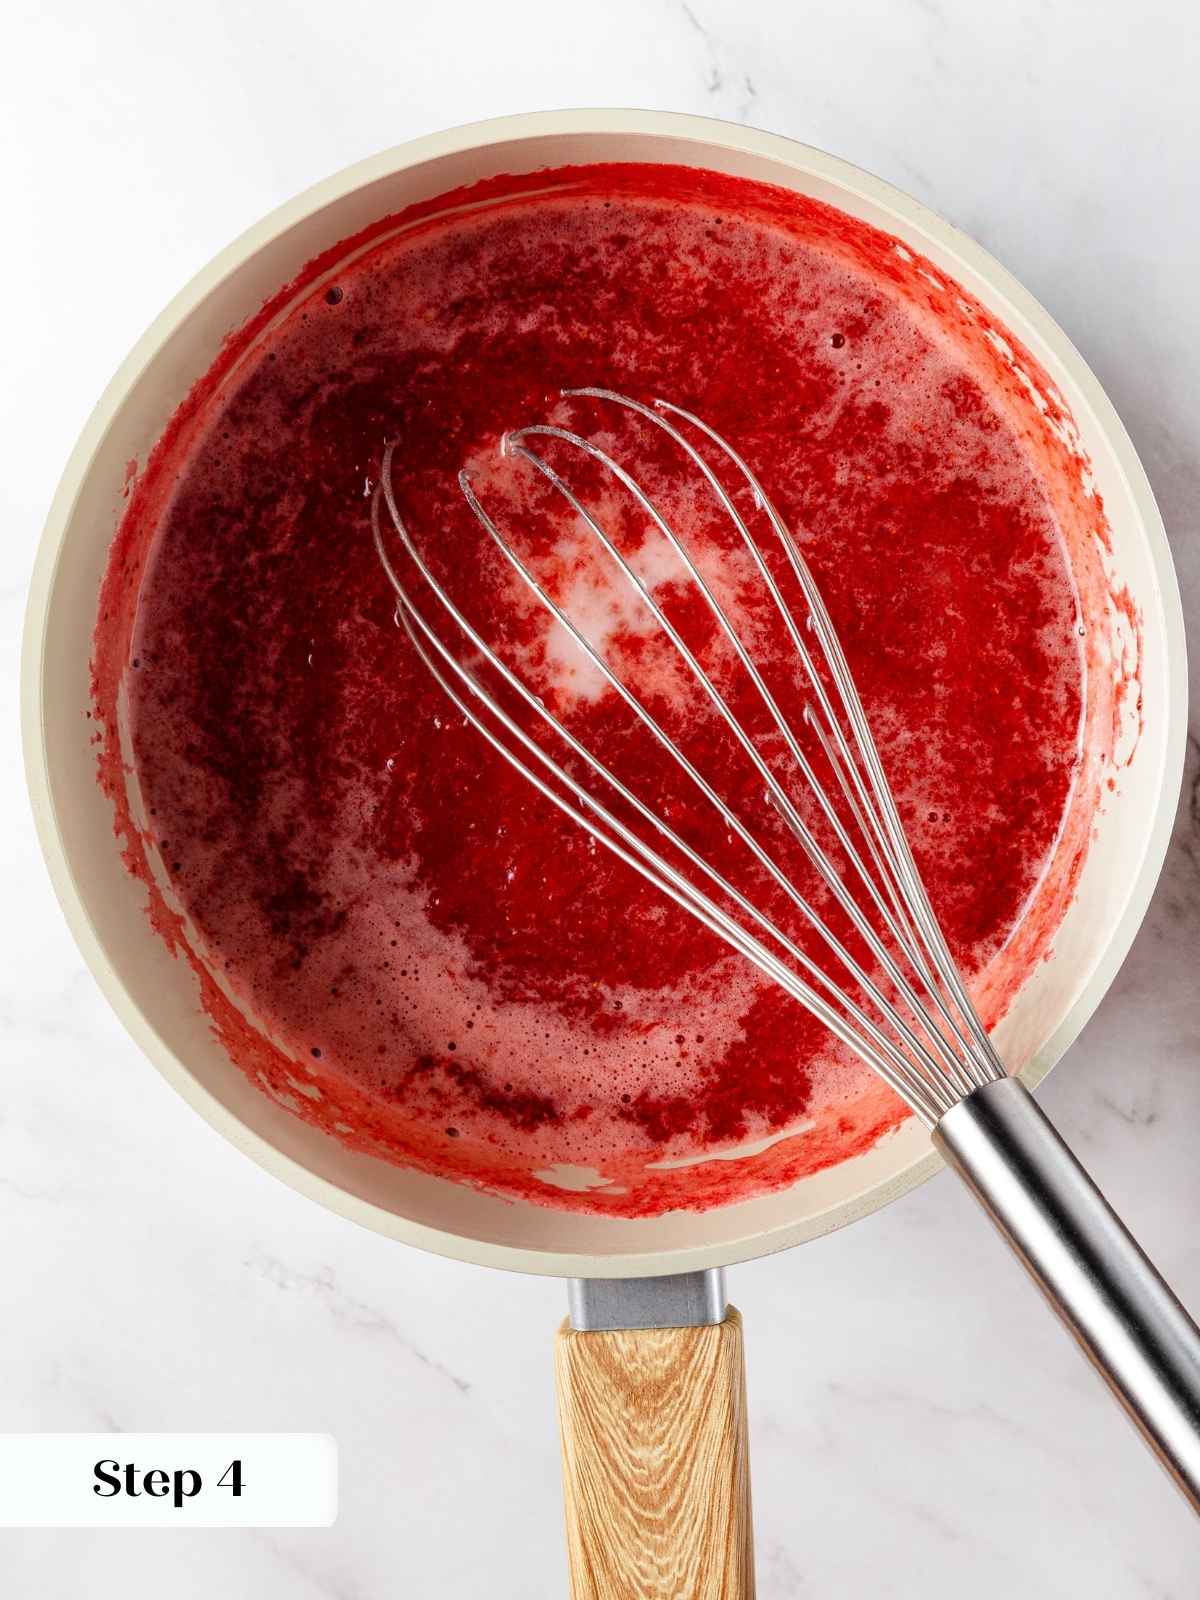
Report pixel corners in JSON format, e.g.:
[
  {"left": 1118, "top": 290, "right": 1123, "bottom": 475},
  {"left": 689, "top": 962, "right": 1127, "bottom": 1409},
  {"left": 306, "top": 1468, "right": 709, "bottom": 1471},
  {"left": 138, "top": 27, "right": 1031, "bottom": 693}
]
[{"left": 0, "top": 1434, "right": 338, "bottom": 1527}]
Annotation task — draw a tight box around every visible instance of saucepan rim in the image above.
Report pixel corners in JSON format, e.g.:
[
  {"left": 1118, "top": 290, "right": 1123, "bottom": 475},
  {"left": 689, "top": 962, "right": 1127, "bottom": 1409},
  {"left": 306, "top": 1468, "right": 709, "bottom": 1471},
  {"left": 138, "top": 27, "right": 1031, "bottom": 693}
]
[{"left": 21, "top": 108, "right": 1187, "bottom": 1277}]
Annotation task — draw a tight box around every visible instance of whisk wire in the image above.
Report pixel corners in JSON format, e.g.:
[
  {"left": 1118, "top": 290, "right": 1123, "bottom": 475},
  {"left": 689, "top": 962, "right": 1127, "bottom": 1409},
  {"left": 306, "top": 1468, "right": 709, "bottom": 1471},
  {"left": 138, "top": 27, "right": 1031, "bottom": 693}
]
[
  {"left": 571, "top": 389, "right": 1000, "bottom": 1091},
  {"left": 375, "top": 486, "right": 947, "bottom": 1118},
  {"left": 510, "top": 422, "right": 943, "bottom": 1001},
  {"left": 466, "top": 441, "right": 965, "bottom": 1098},
  {"left": 392, "top": 589, "right": 947, "bottom": 1123},
  {"left": 373, "top": 392, "right": 1008, "bottom": 1123},
  {"left": 505, "top": 425, "right": 997, "bottom": 1096}
]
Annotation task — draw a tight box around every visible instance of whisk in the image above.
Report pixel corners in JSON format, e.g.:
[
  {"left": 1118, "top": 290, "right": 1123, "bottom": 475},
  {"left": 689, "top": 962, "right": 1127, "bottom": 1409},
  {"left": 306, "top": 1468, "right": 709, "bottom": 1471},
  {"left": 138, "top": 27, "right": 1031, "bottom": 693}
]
[{"left": 373, "top": 386, "right": 1200, "bottom": 1507}]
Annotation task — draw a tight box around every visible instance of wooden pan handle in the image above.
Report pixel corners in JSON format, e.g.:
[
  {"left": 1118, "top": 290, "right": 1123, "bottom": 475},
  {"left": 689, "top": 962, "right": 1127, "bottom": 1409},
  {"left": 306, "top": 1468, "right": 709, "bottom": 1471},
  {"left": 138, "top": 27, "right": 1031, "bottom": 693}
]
[{"left": 555, "top": 1308, "right": 755, "bottom": 1599}]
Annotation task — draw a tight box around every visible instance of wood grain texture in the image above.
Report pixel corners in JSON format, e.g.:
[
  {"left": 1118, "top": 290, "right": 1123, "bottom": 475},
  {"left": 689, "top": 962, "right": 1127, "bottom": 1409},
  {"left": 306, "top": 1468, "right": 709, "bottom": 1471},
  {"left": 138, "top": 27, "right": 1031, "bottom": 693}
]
[{"left": 555, "top": 1308, "right": 754, "bottom": 1600}]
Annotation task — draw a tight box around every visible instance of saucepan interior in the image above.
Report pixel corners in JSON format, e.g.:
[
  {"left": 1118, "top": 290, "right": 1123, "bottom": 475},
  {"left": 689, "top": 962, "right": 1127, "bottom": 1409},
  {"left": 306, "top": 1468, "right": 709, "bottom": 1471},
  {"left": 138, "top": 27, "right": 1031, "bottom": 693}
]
[{"left": 22, "top": 111, "right": 1184, "bottom": 1277}]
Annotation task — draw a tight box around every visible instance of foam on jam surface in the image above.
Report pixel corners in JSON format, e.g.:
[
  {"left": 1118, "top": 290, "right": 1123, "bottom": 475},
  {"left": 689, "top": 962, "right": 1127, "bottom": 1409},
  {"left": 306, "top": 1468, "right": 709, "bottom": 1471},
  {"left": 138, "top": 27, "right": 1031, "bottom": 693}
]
[{"left": 95, "top": 163, "right": 1113, "bottom": 1215}]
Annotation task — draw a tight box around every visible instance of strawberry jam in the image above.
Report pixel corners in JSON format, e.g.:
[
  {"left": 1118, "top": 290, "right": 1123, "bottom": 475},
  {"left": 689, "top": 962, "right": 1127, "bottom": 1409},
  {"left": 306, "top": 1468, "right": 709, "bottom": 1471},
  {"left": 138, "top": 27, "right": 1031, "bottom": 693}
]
[{"left": 93, "top": 163, "right": 1114, "bottom": 1214}]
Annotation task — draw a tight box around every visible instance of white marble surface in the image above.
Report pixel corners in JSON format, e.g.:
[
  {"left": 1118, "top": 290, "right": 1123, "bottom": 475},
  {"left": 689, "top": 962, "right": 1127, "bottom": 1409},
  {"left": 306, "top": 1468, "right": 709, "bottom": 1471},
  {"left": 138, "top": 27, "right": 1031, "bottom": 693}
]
[{"left": 4, "top": 1, "right": 1200, "bottom": 1593}]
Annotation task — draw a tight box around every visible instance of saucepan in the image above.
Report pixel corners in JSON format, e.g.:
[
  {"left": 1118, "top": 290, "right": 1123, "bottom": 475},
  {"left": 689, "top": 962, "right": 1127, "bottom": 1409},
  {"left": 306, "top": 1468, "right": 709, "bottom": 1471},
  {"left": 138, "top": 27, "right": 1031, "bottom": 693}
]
[{"left": 22, "top": 110, "right": 1187, "bottom": 1594}]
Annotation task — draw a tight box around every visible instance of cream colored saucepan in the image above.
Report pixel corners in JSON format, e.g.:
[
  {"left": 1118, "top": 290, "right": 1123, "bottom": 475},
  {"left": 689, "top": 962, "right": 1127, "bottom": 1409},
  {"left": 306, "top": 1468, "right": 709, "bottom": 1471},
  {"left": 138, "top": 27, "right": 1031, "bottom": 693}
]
[{"left": 22, "top": 113, "right": 1188, "bottom": 1597}]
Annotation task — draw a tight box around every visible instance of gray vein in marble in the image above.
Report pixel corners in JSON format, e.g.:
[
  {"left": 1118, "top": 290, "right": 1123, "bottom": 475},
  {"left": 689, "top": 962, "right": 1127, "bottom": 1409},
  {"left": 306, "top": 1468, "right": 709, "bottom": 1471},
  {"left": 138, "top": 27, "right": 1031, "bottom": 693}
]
[
  {"left": 679, "top": 2, "right": 705, "bottom": 37},
  {"left": 887, "top": 1490, "right": 969, "bottom": 1549},
  {"left": 243, "top": 1248, "right": 473, "bottom": 1394},
  {"left": 43, "top": 1358, "right": 126, "bottom": 1433},
  {"left": 1140, "top": 734, "right": 1200, "bottom": 944},
  {"left": 1137, "top": 1581, "right": 1177, "bottom": 1600},
  {"left": 900, "top": 0, "right": 952, "bottom": 84},
  {"left": 822, "top": 1378, "right": 1087, "bottom": 1473},
  {"left": 755, "top": 1535, "right": 806, "bottom": 1597},
  {"left": 7, "top": 964, "right": 119, "bottom": 1053},
  {"left": 1097, "top": 1086, "right": 1162, "bottom": 1129},
  {"left": 0, "top": 1173, "right": 69, "bottom": 1205},
  {"left": 675, "top": 1, "right": 759, "bottom": 123},
  {"left": 1184, "top": 733, "right": 1200, "bottom": 877},
  {"left": 252, "top": 1532, "right": 365, "bottom": 1600}
]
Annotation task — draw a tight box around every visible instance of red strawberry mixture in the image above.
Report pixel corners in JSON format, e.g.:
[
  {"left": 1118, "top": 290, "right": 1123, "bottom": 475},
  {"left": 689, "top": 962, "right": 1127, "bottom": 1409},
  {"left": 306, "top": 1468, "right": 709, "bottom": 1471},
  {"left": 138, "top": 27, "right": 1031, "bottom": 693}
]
[{"left": 92, "top": 163, "right": 1115, "bottom": 1214}]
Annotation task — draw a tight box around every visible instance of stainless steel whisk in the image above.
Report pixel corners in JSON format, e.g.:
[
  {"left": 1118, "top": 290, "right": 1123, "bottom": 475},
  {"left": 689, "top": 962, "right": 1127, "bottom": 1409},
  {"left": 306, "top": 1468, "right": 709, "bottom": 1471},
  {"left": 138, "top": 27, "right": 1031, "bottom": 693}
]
[{"left": 373, "top": 386, "right": 1200, "bottom": 1507}]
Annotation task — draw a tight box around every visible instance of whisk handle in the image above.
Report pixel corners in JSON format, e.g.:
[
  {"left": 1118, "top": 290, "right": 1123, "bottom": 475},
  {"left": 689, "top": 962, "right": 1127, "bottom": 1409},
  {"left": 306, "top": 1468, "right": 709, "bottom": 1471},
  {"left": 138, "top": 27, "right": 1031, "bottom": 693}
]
[{"left": 935, "top": 1074, "right": 1200, "bottom": 1511}]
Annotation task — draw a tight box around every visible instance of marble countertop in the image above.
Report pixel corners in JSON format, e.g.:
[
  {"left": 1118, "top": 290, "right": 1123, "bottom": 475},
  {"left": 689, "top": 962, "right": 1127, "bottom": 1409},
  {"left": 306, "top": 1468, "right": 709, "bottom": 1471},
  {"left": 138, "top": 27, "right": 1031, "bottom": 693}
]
[{"left": 4, "top": 0, "right": 1199, "bottom": 1593}]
